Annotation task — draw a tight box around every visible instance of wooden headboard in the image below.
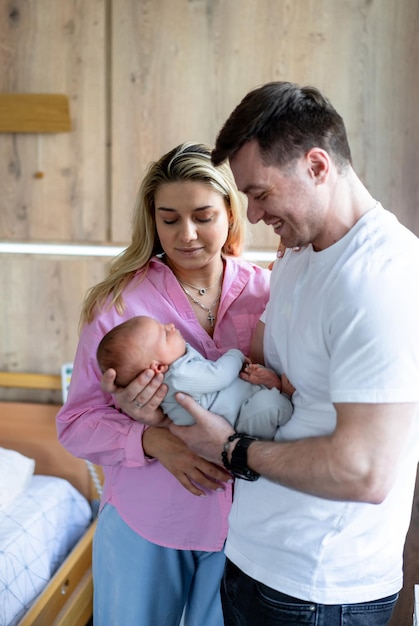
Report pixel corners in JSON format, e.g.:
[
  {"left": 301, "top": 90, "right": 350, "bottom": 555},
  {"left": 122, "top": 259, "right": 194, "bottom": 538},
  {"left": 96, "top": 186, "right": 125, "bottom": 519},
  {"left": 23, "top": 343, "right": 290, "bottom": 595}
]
[{"left": 0, "top": 371, "right": 102, "bottom": 501}]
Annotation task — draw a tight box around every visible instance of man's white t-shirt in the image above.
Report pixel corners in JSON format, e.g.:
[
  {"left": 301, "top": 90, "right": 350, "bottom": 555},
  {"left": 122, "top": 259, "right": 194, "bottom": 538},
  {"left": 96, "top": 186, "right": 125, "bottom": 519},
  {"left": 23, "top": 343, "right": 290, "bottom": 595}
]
[{"left": 225, "top": 206, "right": 419, "bottom": 603}]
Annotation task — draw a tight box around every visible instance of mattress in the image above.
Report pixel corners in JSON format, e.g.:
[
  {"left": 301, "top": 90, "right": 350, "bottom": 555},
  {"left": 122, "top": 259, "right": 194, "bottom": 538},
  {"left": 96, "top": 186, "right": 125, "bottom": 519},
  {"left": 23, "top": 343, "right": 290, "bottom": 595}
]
[{"left": 0, "top": 475, "right": 92, "bottom": 626}]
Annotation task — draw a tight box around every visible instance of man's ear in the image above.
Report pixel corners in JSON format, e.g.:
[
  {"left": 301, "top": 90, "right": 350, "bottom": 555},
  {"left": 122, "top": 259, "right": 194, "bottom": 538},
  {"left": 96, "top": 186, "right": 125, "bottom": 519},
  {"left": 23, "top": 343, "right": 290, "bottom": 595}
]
[
  {"left": 306, "top": 148, "right": 329, "bottom": 183},
  {"left": 150, "top": 361, "right": 169, "bottom": 374}
]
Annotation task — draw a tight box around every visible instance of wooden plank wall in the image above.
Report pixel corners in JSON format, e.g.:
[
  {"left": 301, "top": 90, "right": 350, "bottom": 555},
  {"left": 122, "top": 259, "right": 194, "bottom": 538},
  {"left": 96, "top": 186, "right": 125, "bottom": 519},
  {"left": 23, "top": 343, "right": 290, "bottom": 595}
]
[
  {"left": 111, "top": 0, "right": 419, "bottom": 242},
  {"left": 0, "top": 2, "right": 419, "bottom": 622},
  {"left": 0, "top": 1, "right": 107, "bottom": 242},
  {"left": 1, "top": 0, "right": 418, "bottom": 383}
]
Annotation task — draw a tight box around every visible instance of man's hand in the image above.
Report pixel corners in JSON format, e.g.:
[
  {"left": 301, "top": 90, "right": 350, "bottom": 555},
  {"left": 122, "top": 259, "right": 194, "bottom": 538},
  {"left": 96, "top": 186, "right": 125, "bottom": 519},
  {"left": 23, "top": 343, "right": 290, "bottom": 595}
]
[
  {"left": 101, "top": 367, "right": 168, "bottom": 426},
  {"left": 169, "top": 393, "right": 235, "bottom": 464},
  {"left": 143, "top": 426, "right": 233, "bottom": 496}
]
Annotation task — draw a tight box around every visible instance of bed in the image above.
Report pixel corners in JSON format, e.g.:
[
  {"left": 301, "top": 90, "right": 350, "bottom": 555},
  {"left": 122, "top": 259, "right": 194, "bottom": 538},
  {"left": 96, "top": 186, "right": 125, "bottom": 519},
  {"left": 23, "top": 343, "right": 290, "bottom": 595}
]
[{"left": 0, "top": 371, "right": 103, "bottom": 626}]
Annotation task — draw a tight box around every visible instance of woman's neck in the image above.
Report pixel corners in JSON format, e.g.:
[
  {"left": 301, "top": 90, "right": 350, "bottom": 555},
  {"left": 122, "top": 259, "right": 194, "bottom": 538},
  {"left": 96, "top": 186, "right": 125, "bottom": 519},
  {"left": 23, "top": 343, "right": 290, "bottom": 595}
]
[
  {"left": 166, "top": 257, "right": 224, "bottom": 291},
  {"left": 165, "top": 256, "right": 225, "bottom": 337}
]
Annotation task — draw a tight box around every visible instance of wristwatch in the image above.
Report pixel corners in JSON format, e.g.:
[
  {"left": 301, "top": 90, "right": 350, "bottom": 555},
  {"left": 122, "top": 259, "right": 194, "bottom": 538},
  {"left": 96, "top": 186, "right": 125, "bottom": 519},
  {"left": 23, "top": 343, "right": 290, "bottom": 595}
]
[{"left": 222, "top": 433, "right": 260, "bottom": 481}]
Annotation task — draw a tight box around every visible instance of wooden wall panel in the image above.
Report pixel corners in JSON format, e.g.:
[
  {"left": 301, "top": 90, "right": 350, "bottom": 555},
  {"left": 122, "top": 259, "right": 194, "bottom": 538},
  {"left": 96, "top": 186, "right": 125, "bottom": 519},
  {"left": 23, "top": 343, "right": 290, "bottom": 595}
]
[
  {"left": 0, "top": 0, "right": 107, "bottom": 242},
  {"left": 0, "top": 0, "right": 417, "bottom": 384},
  {"left": 0, "top": 254, "right": 108, "bottom": 402},
  {"left": 111, "top": 0, "right": 419, "bottom": 249}
]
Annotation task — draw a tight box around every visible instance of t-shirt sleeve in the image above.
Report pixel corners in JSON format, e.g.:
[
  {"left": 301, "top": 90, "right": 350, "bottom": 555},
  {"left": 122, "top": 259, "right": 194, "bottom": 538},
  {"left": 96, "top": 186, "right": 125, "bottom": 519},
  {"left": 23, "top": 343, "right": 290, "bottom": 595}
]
[{"left": 328, "top": 260, "right": 419, "bottom": 404}]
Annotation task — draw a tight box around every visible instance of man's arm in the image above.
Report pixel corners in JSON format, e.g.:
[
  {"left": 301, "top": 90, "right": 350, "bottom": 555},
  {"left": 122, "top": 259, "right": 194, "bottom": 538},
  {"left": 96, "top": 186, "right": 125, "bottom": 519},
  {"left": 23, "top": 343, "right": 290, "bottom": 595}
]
[
  {"left": 170, "top": 396, "right": 417, "bottom": 503},
  {"left": 248, "top": 320, "right": 265, "bottom": 365}
]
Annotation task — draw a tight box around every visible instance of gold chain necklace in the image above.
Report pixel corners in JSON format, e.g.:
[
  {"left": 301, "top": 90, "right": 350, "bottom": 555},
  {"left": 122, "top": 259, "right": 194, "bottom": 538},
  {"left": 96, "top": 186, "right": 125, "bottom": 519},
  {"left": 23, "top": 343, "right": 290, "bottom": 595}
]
[
  {"left": 177, "top": 270, "right": 223, "bottom": 296},
  {"left": 179, "top": 284, "right": 222, "bottom": 327}
]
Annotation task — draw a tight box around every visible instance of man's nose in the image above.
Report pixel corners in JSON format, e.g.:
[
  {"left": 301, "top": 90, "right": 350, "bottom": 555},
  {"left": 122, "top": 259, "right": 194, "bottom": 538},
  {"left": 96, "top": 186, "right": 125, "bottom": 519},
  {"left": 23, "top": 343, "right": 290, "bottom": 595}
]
[{"left": 247, "top": 200, "right": 265, "bottom": 224}]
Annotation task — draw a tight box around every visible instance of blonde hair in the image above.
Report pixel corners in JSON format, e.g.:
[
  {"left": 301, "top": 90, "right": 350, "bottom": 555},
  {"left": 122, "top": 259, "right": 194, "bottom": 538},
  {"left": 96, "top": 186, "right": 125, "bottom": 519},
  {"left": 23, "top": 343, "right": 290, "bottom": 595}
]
[{"left": 81, "top": 142, "right": 247, "bottom": 325}]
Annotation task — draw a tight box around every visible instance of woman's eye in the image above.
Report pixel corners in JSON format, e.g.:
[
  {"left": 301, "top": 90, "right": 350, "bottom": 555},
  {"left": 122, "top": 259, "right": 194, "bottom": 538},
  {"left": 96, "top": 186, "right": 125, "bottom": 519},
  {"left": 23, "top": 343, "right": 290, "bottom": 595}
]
[
  {"left": 194, "top": 213, "right": 214, "bottom": 223},
  {"left": 161, "top": 214, "right": 213, "bottom": 225}
]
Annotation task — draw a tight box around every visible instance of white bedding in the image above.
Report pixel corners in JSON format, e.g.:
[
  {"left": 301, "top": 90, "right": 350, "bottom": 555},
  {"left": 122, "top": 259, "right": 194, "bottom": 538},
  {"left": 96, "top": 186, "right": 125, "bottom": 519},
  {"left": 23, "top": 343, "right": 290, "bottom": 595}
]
[
  {"left": 0, "top": 448, "right": 35, "bottom": 509},
  {"left": 0, "top": 475, "right": 92, "bottom": 626}
]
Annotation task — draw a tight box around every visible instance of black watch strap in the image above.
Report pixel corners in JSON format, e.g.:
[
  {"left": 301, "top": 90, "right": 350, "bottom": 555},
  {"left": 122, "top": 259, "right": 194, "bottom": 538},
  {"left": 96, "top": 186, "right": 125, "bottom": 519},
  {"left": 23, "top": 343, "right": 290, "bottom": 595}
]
[{"left": 222, "top": 433, "right": 260, "bottom": 481}]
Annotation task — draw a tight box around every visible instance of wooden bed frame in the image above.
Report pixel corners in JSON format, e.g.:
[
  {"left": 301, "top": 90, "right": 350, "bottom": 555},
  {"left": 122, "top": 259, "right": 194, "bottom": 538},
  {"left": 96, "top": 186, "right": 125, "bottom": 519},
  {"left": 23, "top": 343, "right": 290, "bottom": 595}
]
[{"left": 0, "top": 371, "right": 103, "bottom": 626}]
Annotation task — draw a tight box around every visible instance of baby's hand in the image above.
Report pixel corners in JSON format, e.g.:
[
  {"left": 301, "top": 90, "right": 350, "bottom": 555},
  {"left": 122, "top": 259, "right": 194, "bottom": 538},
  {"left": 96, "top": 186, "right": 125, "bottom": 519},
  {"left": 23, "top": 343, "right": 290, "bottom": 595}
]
[
  {"left": 281, "top": 373, "right": 296, "bottom": 397},
  {"left": 241, "top": 363, "right": 282, "bottom": 389}
]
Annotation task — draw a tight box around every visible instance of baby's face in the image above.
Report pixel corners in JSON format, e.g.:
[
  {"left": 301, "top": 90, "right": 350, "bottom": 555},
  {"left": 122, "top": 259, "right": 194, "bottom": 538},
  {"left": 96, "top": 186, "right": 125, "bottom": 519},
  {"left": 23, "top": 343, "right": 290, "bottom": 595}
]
[{"left": 138, "top": 318, "right": 186, "bottom": 365}]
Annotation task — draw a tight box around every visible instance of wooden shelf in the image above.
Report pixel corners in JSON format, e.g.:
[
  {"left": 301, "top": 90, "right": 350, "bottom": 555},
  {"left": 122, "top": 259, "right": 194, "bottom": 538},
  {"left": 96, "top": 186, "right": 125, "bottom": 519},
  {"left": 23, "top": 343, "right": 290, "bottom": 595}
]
[
  {"left": 0, "top": 371, "right": 62, "bottom": 390},
  {"left": 0, "top": 94, "right": 71, "bottom": 133}
]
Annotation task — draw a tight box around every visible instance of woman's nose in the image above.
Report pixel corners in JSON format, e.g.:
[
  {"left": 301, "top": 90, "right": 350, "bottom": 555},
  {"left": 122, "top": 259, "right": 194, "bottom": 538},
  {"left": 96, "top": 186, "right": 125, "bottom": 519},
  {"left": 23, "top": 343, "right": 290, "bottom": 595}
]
[{"left": 180, "top": 221, "right": 198, "bottom": 241}]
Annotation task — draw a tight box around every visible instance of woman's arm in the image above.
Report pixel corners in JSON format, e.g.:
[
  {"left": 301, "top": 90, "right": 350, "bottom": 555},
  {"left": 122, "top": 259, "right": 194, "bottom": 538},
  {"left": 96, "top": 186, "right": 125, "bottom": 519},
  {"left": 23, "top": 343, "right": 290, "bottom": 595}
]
[
  {"left": 57, "top": 319, "right": 226, "bottom": 492},
  {"left": 100, "top": 368, "right": 233, "bottom": 494}
]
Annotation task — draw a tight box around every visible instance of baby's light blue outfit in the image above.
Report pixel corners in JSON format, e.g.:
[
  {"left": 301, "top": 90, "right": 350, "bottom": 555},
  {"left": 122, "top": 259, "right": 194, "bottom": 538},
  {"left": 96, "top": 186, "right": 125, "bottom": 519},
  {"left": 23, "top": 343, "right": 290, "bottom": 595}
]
[{"left": 162, "top": 345, "right": 293, "bottom": 440}]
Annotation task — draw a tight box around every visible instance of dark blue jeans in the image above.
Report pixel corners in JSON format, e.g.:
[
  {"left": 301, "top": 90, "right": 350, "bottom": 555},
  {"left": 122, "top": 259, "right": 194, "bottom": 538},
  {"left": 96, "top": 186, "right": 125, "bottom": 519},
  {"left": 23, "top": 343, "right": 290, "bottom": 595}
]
[{"left": 221, "top": 559, "right": 398, "bottom": 626}]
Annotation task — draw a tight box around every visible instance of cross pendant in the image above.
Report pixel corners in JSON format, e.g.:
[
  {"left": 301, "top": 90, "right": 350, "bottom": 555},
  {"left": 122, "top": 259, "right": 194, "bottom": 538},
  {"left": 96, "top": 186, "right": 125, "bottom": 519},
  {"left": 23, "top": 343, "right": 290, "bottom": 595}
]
[{"left": 207, "top": 311, "right": 215, "bottom": 326}]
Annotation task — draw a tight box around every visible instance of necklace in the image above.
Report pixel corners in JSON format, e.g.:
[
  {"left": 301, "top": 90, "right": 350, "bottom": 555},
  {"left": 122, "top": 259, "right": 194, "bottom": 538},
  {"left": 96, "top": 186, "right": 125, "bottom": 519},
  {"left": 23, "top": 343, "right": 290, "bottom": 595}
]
[
  {"left": 179, "top": 284, "right": 222, "bottom": 327},
  {"left": 177, "top": 270, "right": 223, "bottom": 296}
]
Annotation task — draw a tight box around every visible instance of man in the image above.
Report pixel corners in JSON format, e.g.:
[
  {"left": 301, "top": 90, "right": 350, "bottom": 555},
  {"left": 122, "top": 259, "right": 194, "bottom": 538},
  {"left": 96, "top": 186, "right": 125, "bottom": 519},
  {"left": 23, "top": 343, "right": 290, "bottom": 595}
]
[{"left": 170, "top": 82, "right": 419, "bottom": 626}]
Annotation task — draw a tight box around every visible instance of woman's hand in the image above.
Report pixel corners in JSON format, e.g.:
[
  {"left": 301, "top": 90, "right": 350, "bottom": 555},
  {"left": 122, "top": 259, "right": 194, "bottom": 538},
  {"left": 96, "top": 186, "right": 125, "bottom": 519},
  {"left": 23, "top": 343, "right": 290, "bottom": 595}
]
[
  {"left": 101, "top": 367, "right": 168, "bottom": 426},
  {"left": 143, "top": 426, "right": 233, "bottom": 497}
]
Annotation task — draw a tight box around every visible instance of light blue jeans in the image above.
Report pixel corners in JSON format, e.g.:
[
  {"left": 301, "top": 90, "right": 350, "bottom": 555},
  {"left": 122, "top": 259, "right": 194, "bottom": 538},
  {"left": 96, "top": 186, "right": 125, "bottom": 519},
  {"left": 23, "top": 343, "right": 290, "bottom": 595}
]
[
  {"left": 222, "top": 559, "right": 398, "bottom": 626},
  {"left": 93, "top": 504, "right": 225, "bottom": 626}
]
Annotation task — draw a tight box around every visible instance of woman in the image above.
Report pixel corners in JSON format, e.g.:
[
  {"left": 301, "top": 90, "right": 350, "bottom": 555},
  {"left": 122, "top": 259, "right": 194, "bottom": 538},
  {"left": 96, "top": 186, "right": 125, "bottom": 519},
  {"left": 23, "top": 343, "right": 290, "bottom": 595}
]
[{"left": 56, "top": 143, "right": 270, "bottom": 626}]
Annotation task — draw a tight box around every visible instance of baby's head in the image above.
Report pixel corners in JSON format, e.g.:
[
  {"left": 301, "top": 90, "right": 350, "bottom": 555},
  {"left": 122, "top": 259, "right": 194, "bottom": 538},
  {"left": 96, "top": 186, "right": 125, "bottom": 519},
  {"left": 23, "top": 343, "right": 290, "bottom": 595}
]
[{"left": 97, "top": 316, "right": 186, "bottom": 387}]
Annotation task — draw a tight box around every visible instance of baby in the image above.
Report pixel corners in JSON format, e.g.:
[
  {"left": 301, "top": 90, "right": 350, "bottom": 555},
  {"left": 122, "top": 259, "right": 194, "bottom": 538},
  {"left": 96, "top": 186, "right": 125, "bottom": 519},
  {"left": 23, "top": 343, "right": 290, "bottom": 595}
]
[{"left": 97, "top": 316, "right": 294, "bottom": 440}]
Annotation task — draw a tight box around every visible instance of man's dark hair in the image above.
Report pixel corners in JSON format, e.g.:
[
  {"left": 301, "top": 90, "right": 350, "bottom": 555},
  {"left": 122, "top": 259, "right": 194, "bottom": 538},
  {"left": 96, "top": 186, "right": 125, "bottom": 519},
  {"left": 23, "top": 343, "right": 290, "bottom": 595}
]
[{"left": 212, "top": 81, "right": 352, "bottom": 170}]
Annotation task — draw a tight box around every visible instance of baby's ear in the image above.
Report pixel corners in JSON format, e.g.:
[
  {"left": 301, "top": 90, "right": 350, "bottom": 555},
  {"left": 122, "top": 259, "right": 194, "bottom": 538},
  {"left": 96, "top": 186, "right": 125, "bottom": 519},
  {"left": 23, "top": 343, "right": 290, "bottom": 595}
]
[{"left": 150, "top": 361, "right": 169, "bottom": 374}]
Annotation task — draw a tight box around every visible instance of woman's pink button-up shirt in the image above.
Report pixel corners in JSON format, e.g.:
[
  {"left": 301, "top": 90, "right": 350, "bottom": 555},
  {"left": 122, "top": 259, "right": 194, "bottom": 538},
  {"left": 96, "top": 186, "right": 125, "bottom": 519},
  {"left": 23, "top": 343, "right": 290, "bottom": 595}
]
[{"left": 56, "top": 256, "right": 270, "bottom": 551}]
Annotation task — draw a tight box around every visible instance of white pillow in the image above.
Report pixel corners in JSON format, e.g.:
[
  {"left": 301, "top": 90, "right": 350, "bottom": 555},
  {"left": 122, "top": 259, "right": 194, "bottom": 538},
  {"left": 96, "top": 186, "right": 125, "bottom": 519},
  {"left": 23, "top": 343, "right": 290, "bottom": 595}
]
[{"left": 0, "top": 447, "right": 35, "bottom": 508}]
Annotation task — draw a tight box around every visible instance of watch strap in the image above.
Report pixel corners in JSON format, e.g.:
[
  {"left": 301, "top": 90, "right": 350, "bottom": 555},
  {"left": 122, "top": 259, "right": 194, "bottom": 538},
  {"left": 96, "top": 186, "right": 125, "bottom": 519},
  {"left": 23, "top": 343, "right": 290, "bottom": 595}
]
[
  {"left": 221, "top": 433, "right": 241, "bottom": 470},
  {"left": 222, "top": 433, "right": 260, "bottom": 481}
]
